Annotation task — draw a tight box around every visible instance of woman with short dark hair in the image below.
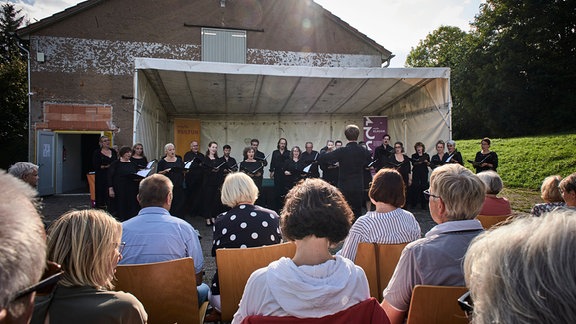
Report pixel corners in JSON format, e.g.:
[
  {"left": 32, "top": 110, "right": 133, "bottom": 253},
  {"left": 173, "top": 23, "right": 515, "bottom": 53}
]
[
  {"left": 339, "top": 169, "right": 421, "bottom": 261},
  {"left": 232, "top": 179, "right": 371, "bottom": 323}
]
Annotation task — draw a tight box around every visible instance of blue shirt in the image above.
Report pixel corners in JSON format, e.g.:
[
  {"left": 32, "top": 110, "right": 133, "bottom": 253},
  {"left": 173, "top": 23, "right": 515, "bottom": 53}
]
[{"left": 120, "top": 207, "right": 204, "bottom": 274}]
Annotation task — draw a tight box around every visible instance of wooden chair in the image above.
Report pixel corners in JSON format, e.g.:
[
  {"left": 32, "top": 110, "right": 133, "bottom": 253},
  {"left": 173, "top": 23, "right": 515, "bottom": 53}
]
[
  {"left": 476, "top": 214, "right": 513, "bottom": 229},
  {"left": 354, "top": 242, "right": 408, "bottom": 300},
  {"left": 114, "top": 257, "right": 208, "bottom": 324},
  {"left": 406, "top": 285, "right": 468, "bottom": 324},
  {"left": 216, "top": 242, "right": 297, "bottom": 322}
]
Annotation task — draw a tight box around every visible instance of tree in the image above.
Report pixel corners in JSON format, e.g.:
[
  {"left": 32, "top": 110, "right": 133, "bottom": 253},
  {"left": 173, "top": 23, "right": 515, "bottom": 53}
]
[
  {"left": 405, "top": 26, "right": 470, "bottom": 68},
  {"left": 0, "top": 3, "right": 27, "bottom": 169}
]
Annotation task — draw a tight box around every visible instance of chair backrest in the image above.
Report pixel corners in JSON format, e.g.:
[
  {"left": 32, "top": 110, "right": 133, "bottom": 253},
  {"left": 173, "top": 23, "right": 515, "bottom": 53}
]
[
  {"left": 241, "top": 298, "right": 390, "bottom": 324},
  {"left": 476, "top": 214, "right": 513, "bottom": 229},
  {"left": 216, "top": 242, "right": 297, "bottom": 322},
  {"left": 406, "top": 285, "right": 468, "bottom": 324},
  {"left": 114, "top": 257, "right": 207, "bottom": 324},
  {"left": 354, "top": 242, "right": 408, "bottom": 300}
]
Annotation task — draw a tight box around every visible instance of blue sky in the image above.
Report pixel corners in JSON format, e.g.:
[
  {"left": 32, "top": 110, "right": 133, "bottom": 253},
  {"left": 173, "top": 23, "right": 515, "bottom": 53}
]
[{"left": 13, "top": 0, "right": 484, "bottom": 67}]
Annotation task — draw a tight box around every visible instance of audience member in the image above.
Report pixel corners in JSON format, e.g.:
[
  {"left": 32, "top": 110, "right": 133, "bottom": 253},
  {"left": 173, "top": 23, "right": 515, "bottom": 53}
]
[
  {"left": 477, "top": 170, "right": 512, "bottom": 216},
  {"left": 207, "top": 173, "right": 281, "bottom": 319},
  {"left": 7, "top": 162, "right": 39, "bottom": 188},
  {"left": 381, "top": 164, "right": 485, "bottom": 324},
  {"left": 531, "top": 175, "right": 565, "bottom": 216},
  {"left": 120, "top": 174, "right": 209, "bottom": 304},
  {"left": 339, "top": 169, "right": 421, "bottom": 261},
  {"left": 232, "top": 179, "right": 373, "bottom": 323},
  {"left": 463, "top": 210, "right": 576, "bottom": 323},
  {"left": 32, "top": 209, "right": 147, "bottom": 323},
  {"left": 559, "top": 172, "right": 576, "bottom": 208},
  {"left": 0, "top": 171, "right": 46, "bottom": 324}
]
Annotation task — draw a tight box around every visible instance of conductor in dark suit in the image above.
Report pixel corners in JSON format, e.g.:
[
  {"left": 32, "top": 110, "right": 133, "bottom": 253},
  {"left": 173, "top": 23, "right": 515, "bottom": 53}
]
[{"left": 319, "top": 124, "right": 371, "bottom": 218}]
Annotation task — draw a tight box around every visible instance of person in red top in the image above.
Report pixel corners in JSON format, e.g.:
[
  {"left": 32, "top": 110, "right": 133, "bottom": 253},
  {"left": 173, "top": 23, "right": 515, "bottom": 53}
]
[{"left": 477, "top": 171, "right": 512, "bottom": 216}]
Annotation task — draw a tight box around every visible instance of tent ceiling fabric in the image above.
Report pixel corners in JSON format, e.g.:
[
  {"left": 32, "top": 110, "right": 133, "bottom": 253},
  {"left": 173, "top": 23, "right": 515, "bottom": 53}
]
[{"left": 135, "top": 58, "right": 450, "bottom": 117}]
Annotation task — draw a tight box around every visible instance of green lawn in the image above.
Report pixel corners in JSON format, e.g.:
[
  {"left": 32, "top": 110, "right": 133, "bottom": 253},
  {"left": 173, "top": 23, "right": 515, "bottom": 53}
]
[{"left": 453, "top": 134, "right": 576, "bottom": 213}]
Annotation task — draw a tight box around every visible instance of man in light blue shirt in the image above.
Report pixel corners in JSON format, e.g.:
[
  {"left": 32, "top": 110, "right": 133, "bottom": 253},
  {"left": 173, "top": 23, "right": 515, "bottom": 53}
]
[{"left": 120, "top": 174, "right": 209, "bottom": 303}]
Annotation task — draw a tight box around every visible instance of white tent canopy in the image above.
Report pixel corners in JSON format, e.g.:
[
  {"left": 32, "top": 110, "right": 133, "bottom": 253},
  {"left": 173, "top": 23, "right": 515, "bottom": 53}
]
[{"left": 133, "top": 58, "right": 451, "bottom": 171}]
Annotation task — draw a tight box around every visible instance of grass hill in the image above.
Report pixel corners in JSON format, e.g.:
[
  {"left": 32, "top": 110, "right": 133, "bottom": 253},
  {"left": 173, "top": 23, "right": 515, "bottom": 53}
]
[{"left": 453, "top": 134, "right": 576, "bottom": 212}]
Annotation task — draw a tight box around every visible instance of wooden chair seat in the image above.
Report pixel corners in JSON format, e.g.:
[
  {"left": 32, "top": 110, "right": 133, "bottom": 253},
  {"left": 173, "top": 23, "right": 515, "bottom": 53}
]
[
  {"left": 476, "top": 214, "right": 513, "bottom": 229},
  {"left": 354, "top": 242, "right": 408, "bottom": 300},
  {"left": 216, "top": 242, "right": 297, "bottom": 322},
  {"left": 114, "top": 257, "right": 208, "bottom": 324},
  {"left": 406, "top": 285, "right": 468, "bottom": 324}
]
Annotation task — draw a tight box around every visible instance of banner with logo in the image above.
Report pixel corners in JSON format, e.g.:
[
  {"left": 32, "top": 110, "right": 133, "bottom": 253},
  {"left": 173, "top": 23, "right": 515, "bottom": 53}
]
[
  {"left": 363, "top": 116, "right": 388, "bottom": 155},
  {"left": 174, "top": 119, "right": 201, "bottom": 158}
]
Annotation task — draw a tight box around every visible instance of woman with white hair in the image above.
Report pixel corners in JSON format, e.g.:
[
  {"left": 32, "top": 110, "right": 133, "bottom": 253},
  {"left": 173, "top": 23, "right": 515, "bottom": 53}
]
[
  {"left": 476, "top": 170, "right": 512, "bottom": 216},
  {"left": 445, "top": 140, "right": 463, "bottom": 165},
  {"left": 7, "top": 162, "right": 39, "bottom": 188},
  {"left": 157, "top": 143, "right": 186, "bottom": 217},
  {"left": 530, "top": 175, "right": 565, "bottom": 216},
  {"left": 463, "top": 209, "right": 576, "bottom": 323},
  {"left": 31, "top": 209, "right": 147, "bottom": 323},
  {"left": 207, "top": 172, "right": 282, "bottom": 320}
]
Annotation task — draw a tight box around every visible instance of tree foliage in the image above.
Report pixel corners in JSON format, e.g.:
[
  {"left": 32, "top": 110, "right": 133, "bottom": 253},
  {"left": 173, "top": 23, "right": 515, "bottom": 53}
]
[
  {"left": 0, "top": 3, "right": 27, "bottom": 169},
  {"left": 407, "top": 0, "right": 576, "bottom": 139}
]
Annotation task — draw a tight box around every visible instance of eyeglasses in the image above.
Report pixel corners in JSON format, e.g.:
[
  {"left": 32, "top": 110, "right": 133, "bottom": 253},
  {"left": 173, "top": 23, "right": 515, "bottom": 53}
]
[
  {"left": 423, "top": 189, "right": 441, "bottom": 200},
  {"left": 117, "top": 242, "right": 126, "bottom": 254},
  {"left": 458, "top": 290, "right": 474, "bottom": 317},
  {"left": 13, "top": 261, "right": 64, "bottom": 302}
]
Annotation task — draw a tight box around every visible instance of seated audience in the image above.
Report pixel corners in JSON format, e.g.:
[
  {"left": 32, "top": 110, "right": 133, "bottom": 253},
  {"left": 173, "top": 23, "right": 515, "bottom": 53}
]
[
  {"left": 120, "top": 174, "right": 209, "bottom": 304},
  {"left": 476, "top": 171, "right": 512, "bottom": 216},
  {"left": 463, "top": 209, "right": 576, "bottom": 323},
  {"left": 530, "top": 175, "right": 565, "bottom": 216},
  {"left": 381, "top": 164, "right": 485, "bottom": 324},
  {"left": 0, "top": 171, "right": 46, "bottom": 324},
  {"left": 207, "top": 172, "right": 282, "bottom": 316},
  {"left": 232, "top": 179, "right": 379, "bottom": 324},
  {"left": 32, "top": 209, "right": 147, "bottom": 323},
  {"left": 7, "top": 162, "right": 39, "bottom": 188},
  {"left": 559, "top": 172, "right": 576, "bottom": 208},
  {"left": 339, "top": 169, "right": 421, "bottom": 261}
]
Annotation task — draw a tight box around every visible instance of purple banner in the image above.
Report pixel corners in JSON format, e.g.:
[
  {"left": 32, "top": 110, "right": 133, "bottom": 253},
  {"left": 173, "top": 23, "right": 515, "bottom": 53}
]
[{"left": 363, "top": 116, "right": 388, "bottom": 155}]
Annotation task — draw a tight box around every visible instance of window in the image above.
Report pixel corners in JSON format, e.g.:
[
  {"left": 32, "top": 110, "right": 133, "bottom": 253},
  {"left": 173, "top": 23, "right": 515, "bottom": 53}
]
[{"left": 201, "top": 28, "right": 246, "bottom": 63}]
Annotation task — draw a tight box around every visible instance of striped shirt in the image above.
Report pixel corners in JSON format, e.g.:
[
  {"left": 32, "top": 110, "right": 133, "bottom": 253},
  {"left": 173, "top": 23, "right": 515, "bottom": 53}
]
[{"left": 339, "top": 209, "right": 421, "bottom": 261}]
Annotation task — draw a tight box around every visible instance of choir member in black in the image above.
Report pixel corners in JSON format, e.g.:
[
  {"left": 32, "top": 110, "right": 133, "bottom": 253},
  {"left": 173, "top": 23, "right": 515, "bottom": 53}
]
[
  {"left": 373, "top": 133, "right": 394, "bottom": 172},
  {"left": 157, "top": 143, "right": 185, "bottom": 218},
  {"left": 359, "top": 141, "right": 374, "bottom": 212},
  {"left": 222, "top": 144, "right": 238, "bottom": 175},
  {"left": 202, "top": 141, "right": 225, "bottom": 226},
  {"left": 335, "top": 140, "right": 343, "bottom": 149},
  {"left": 389, "top": 141, "right": 412, "bottom": 188},
  {"left": 108, "top": 146, "right": 140, "bottom": 220},
  {"left": 92, "top": 136, "right": 117, "bottom": 211},
  {"left": 445, "top": 140, "right": 464, "bottom": 165},
  {"left": 430, "top": 140, "right": 448, "bottom": 169},
  {"left": 130, "top": 143, "right": 148, "bottom": 169},
  {"left": 318, "top": 125, "right": 372, "bottom": 218},
  {"left": 184, "top": 140, "right": 204, "bottom": 218},
  {"left": 474, "top": 137, "right": 498, "bottom": 173},
  {"left": 300, "top": 141, "right": 320, "bottom": 178},
  {"left": 408, "top": 142, "right": 430, "bottom": 210},
  {"left": 283, "top": 146, "right": 306, "bottom": 192},
  {"left": 240, "top": 147, "right": 264, "bottom": 192},
  {"left": 320, "top": 140, "right": 339, "bottom": 186},
  {"left": 250, "top": 139, "right": 268, "bottom": 167},
  {"left": 269, "top": 138, "right": 289, "bottom": 211}
]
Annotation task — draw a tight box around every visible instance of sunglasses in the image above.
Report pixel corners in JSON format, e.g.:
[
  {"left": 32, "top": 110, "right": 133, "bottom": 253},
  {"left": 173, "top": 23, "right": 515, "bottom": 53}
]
[
  {"left": 458, "top": 290, "right": 473, "bottom": 317},
  {"left": 13, "top": 261, "right": 64, "bottom": 301}
]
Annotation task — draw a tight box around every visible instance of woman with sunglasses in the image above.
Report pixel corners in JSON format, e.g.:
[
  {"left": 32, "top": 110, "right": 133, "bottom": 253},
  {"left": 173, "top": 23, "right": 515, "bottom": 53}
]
[{"left": 31, "top": 209, "right": 147, "bottom": 323}]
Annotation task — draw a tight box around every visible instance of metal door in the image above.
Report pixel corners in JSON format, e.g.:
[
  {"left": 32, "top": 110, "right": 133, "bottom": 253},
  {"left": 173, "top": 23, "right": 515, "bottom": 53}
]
[{"left": 37, "top": 131, "right": 55, "bottom": 196}]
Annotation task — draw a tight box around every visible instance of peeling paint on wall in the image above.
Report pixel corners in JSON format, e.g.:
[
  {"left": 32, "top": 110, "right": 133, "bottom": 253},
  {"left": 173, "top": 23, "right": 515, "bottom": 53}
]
[{"left": 31, "top": 36, "right": 382, "bottom": 76}]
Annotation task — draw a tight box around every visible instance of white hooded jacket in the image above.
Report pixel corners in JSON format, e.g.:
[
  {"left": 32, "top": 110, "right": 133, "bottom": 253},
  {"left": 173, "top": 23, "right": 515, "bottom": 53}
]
[{"left": 232, "top": 255, "right": 370, "bottom": 324}]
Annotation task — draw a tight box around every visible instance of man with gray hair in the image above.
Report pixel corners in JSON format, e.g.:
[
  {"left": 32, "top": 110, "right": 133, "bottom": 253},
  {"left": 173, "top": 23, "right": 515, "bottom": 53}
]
[
  {"left": 0, "top": 170, "right": 47, "bottom": 323},
  {"left": 8, "top": 162, "right": 39, "bottom": 188},
  {"left": 381, "top": 164, "right": 485, "bottom": 324}
]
